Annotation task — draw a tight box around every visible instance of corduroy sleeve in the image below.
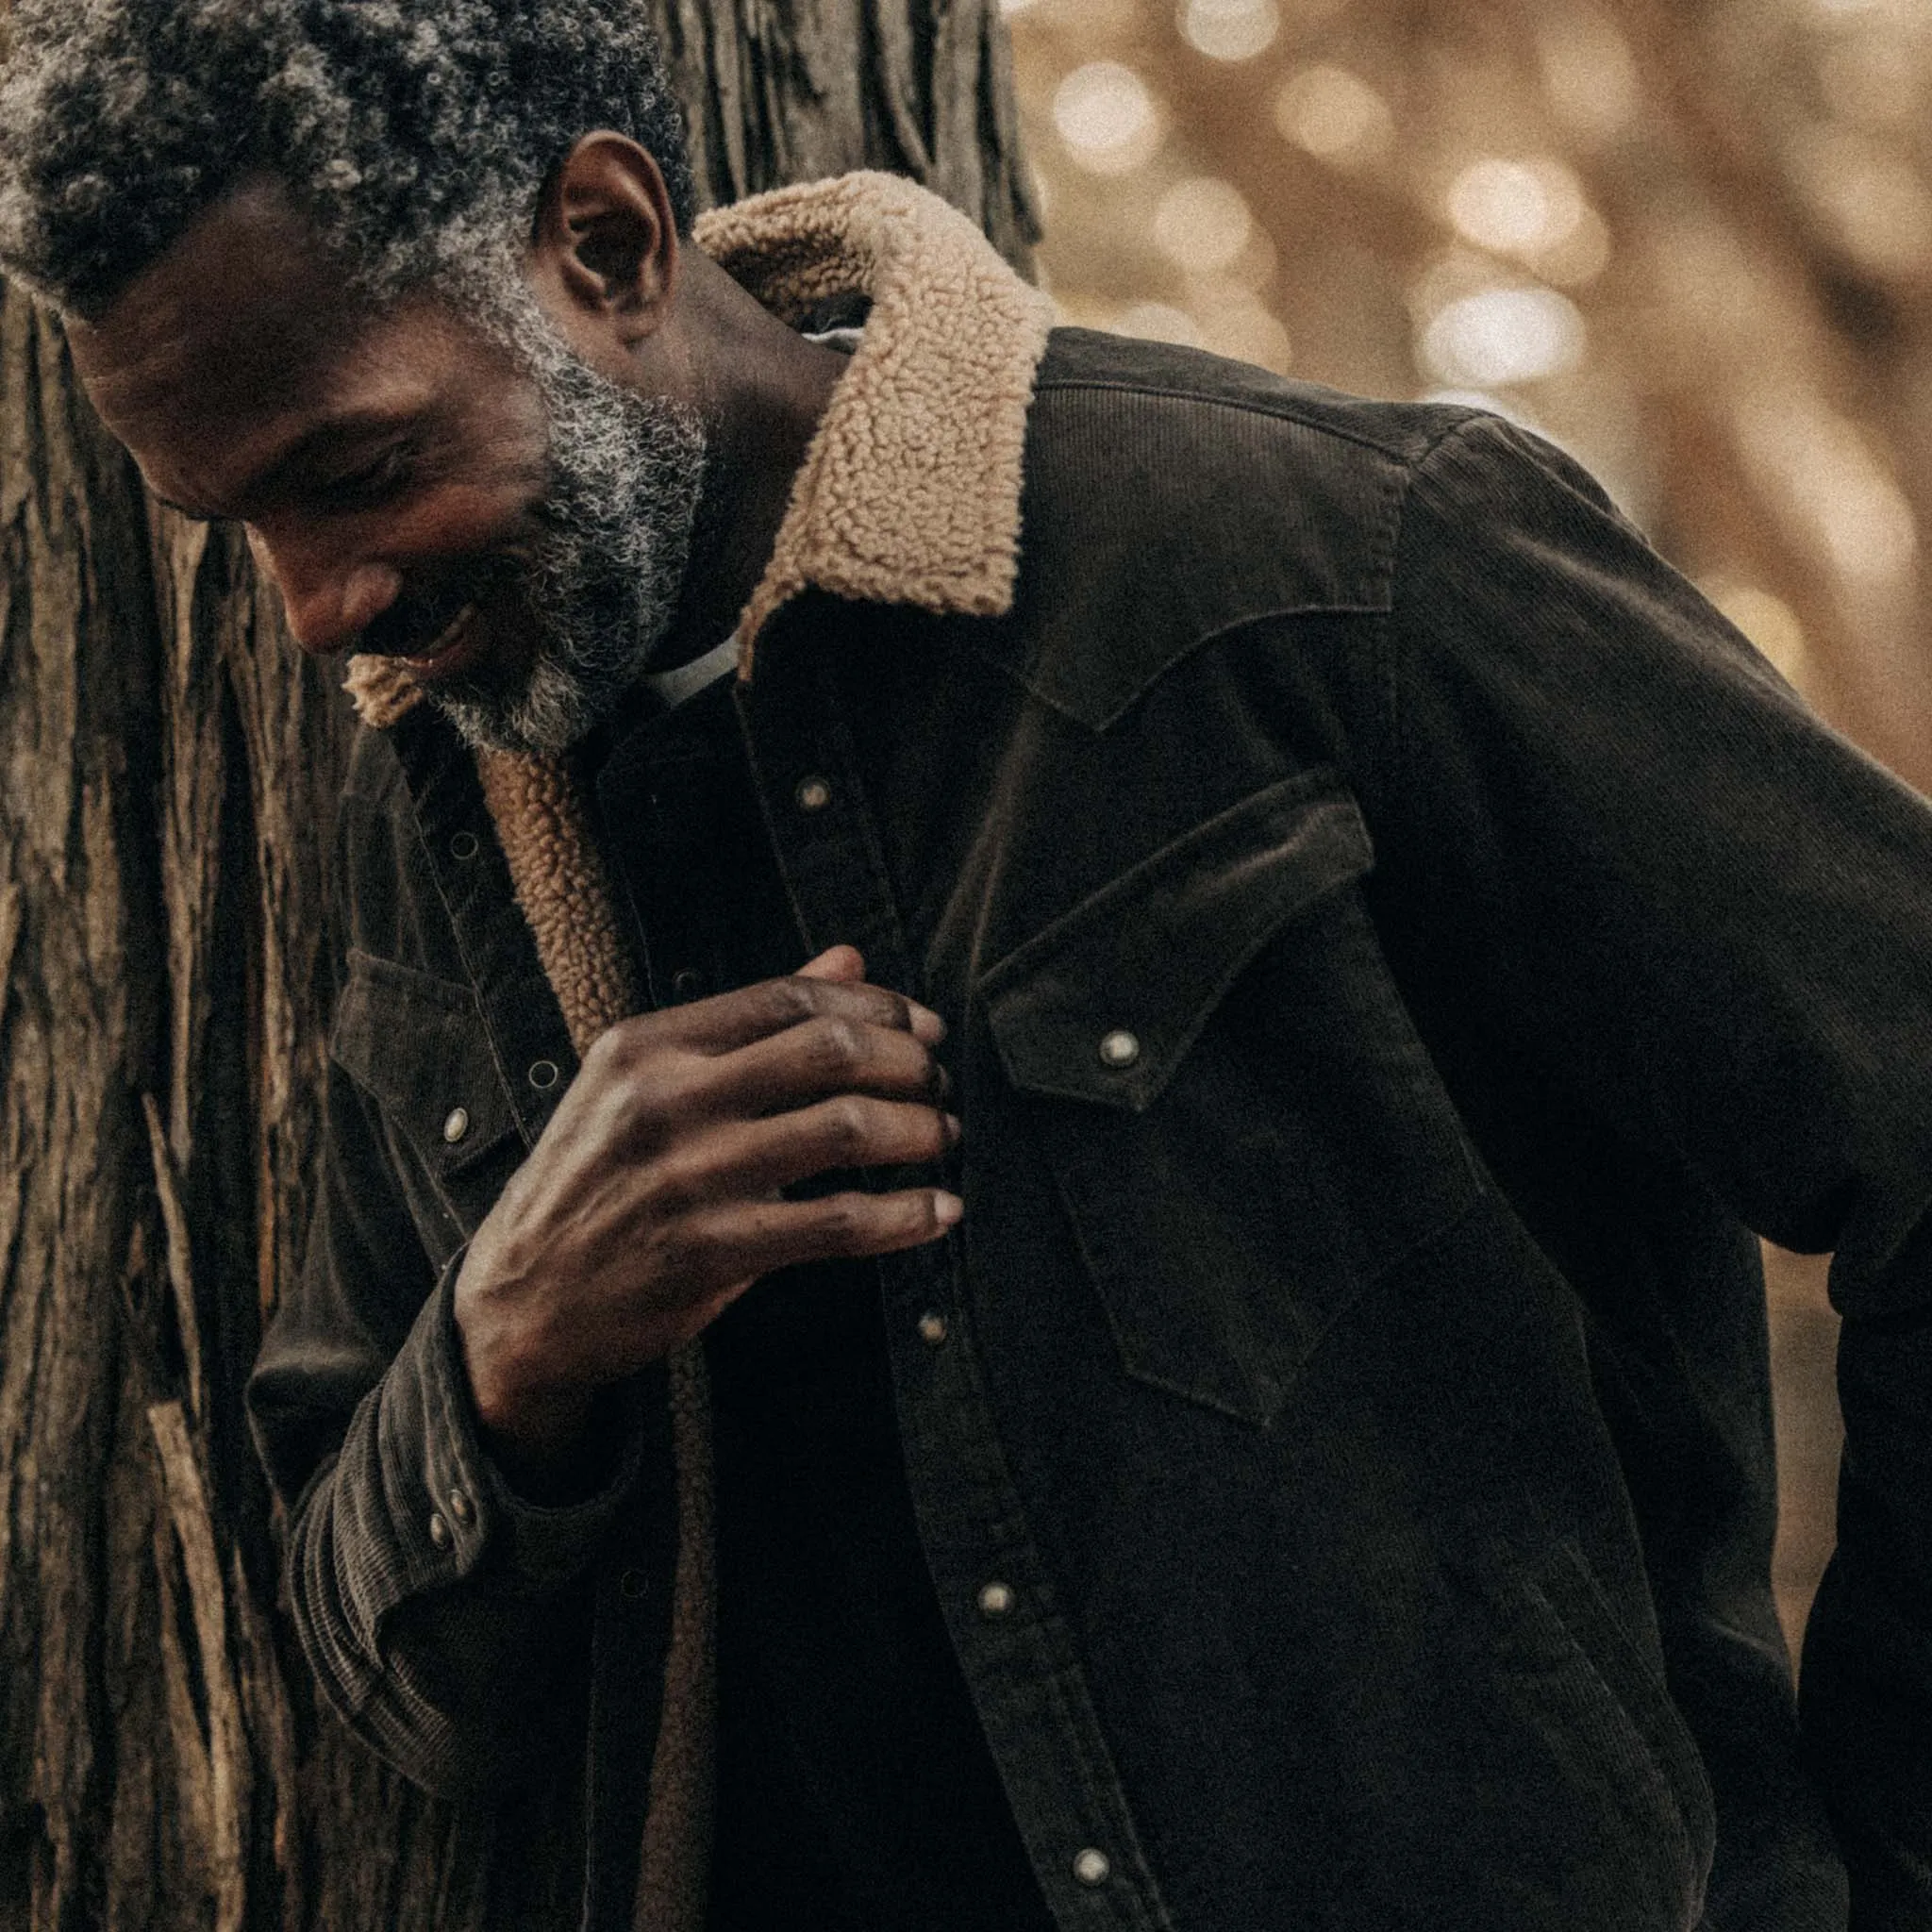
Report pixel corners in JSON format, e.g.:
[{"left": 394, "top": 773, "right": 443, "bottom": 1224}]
[
  {"left": 249, "top": 1035, "right": 651, "bottom": 1798},
  {"left": 1365, "top": 412, "right": 1932, "bottom": 1929}
]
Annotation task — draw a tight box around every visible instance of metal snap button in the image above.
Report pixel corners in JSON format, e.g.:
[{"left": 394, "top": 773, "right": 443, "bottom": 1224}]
[
  {"left": 794, "top": 774, "right": 832, "bottom": 812},
  {"left": 1097, "top": 1029, "right": 1141, "bottom": 1069},
  {"left": 427, "top": 1511, "right": 451, "bottom": 1551},
  {"left": 441, "top": 1107, "right": 470, "bottom": 1145},
  {"left": 671, "top": 968, "right": 706, "bottom": 1003},
  {"left": 620, "top": 1568, "right": 650, "bottom": 1601},
  {"left": 447, "top": 1489, "right": 473, "bottom": 1524},
  {"left": 1073, "top": 1847, "right": 1111, "bottom": 1887},
  {"left": 917, "top": 1310, "right": 948, "bottom": 1347},
  {"left": 527, "top": 1059, "right": 560, "bottom": 1091},
  {"left": 976, "top": 1580, "right": 1014, "bottom": 1619},
  {"left": 449, "top": 830, "right": 480, "bottom": 861}
]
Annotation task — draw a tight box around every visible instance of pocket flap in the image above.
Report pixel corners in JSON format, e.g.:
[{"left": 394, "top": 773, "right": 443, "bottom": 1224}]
[
  {"left": 980, "top": 771, "right": 1374, "bottom": 1112},
  {"left": 330, "top": 949, "right": 519, "bottom": 1174}
]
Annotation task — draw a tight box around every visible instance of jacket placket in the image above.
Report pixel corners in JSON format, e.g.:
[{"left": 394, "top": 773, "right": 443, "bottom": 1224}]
[{"left": 734, "top": 617, "right": 1178, "bottom": 1932}]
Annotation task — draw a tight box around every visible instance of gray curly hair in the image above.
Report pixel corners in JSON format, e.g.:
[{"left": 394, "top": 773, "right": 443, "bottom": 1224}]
[{"left": 0, "top": 0, "right": 698, "bottom": 320}]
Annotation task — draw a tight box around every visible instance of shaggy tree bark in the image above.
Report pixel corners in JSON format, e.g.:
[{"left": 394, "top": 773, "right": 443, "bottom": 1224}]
[{"left": 0, "top": 8, "right": 1036, "bottom": 1927}]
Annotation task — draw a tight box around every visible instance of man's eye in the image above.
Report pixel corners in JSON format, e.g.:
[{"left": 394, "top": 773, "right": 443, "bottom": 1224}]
[{"left": 321, "top": 446, "right": 414, "bottom": 508}]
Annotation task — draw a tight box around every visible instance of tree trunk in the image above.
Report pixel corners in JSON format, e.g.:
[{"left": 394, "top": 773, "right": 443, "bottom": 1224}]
[{"left": 0, "top": 9, "right": 1036, "bottom": 1927}]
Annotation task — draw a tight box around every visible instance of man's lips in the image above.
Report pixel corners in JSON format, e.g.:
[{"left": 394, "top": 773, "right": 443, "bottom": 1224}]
[
  {"left": 357, "top": 555, "right": 524, "bottom": 675},
  {"left": 396, "top": 600, "right": 485, "bottom": 681}
]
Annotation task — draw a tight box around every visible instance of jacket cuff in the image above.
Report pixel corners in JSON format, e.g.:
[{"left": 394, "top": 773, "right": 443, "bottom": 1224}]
[{"left": 380, "top": 1249, "right": 646, "bottom": 1602}]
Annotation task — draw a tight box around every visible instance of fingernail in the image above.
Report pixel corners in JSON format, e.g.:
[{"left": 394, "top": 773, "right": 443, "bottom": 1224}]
[
  {"left": 933, "top": 1190, "right": 964, "bottom": 1226},
  {"left": 910, "top": 1005, "right": 947, "bottom": 1044},
  {"left": 942, "top": 1111, "right": 963, "bottom": 1146}
]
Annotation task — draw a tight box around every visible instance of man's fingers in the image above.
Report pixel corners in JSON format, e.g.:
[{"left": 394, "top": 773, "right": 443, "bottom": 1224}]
[
  {"left": 711, "top": 1010, "right": 946, "bottom": 1115},
  {"left": 670, "top": 1095, "right": 958, "bottom": 1203},
  {"left": 669, "top": 1188, "right": 963, "bottom": 1292},
  {"left": 608, "top": 970, "right": 944, "bottom": 1060}
]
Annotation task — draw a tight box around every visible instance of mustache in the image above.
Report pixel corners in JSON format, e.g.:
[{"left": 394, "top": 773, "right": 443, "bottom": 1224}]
[{"left": 356, "top": 554, "right": 525, "bottom": 658}]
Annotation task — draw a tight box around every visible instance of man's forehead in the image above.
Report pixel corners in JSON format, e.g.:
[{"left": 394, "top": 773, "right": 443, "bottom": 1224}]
[
  {"left": 71, "top": 180, "right": 373, "bottom": 420},
  {"left": 68, "top": 177, "right": 503, "bottom": 511}
]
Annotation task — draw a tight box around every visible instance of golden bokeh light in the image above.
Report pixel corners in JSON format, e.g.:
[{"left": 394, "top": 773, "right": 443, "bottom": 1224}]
[
  {"left": 1534, "top": 13, "right": 1641, "bottom": 141},
  {"left": 1053, "top": 60, "right": 1163, "bottom": 174},
  {"left": 1177, "top": 0, "right": 1280, "bottom": 62},
  {"left": 1274, "top": 65, "right": 1394, "bottom": 166},
  {"left": 1152, "top": 176, "right": 1254, "bottom": 274},
  {"left": 1446, "top": 158, "right": 1578, "bottom": 255},
  {"left": 1419, "top": 287, "right": 1590, "bottom": 389}
]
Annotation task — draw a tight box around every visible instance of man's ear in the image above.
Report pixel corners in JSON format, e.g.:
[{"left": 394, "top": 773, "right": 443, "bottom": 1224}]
[{"left": 530, "top": 132, "right": 679, "bottom": 345}]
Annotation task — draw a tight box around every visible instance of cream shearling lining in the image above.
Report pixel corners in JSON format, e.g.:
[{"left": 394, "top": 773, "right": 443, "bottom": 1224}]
[
  {"left": 470, "top": 744, "right": 719, "bottom": 1932},
  {"left": 340, "top": 176, "right": 1054, "bottom": 1932},
  {"left": 341, "top": 168, "right": 1052, "bottom": 722},
  {"left": 697, "top": 171, "right": 1054, "bottom": 667}
]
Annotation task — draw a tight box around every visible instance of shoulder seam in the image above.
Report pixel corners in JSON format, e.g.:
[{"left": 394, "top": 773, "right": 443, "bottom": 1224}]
[
  {"left": 1387, "top": 410, "right": 1515, "bottom": 611},
  {"left": 1379, "top": 411, "right": 1514, "bottom": 837},
  {"left": 1031, "top": 374, "right": 1487, "bottom": 463}
]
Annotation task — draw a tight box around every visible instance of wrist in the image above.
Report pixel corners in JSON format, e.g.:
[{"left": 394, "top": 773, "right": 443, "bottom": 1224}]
[
  {"left": 458, "top": 1329, "right": 608, "bottom": 1504},
  {"left": 452, "top": 1245, "right": 592, "bottom": 1479}
]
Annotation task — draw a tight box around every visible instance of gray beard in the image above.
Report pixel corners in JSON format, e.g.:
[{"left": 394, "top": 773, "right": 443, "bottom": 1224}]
[{"left": 428, "top": 305, "right": 707, "bottom": 757}]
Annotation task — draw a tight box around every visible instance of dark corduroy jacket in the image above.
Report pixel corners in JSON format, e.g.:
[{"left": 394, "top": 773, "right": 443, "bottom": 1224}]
[{"left": 250, "top": 328, "right": 1932, "bottom": 1930}]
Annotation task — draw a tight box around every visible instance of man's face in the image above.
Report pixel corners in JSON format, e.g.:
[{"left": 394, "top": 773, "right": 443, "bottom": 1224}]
[{"left": 70, "top": 178, "right": 706, "bottom": 754}]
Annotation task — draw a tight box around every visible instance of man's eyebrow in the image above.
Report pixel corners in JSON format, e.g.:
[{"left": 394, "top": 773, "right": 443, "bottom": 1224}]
[{"left": 152, "top": 408, "right": 424, "bottom": 524}]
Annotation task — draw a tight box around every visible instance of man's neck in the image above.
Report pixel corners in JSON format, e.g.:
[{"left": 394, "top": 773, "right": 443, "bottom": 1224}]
[{"left": 648, "top": 251, "right": 849, "bottom": 673}]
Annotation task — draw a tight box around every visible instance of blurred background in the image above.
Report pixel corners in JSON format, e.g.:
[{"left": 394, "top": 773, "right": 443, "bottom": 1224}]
[{"left": 1002, "top": 0, "right": 1932, "bottom": 1652}]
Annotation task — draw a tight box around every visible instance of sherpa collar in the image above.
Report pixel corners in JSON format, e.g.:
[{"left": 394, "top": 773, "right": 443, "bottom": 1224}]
[
  {"left": 343, "top": 171, "right": 1053, "bottom": 724},
  {"left": 697, "top": 171, "right": 1053, "bottom": 664}
]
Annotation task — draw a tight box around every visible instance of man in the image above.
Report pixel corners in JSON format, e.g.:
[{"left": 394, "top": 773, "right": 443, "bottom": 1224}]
[{"left": 4, "top": 2, "right": 1929, "bottom": 1927}]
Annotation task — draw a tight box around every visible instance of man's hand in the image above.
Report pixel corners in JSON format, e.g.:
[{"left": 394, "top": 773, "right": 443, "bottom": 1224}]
[{"left": 453, "top": 946, "right": 959, "bottom": 1478}]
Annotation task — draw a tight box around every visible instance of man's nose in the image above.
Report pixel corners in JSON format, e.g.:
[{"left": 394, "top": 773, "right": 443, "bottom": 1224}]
[{"left": 246, "top": 525, "right": 402, "bottom": 656}]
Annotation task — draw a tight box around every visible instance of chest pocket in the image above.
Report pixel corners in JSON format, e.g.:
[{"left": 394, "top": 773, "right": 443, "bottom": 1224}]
[
  {"left": 330, "top": 948, "right": 525, "bottom": 1243},
  {"left": 981, "top": 770, "right": 1484, "bottom": 1429}
]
